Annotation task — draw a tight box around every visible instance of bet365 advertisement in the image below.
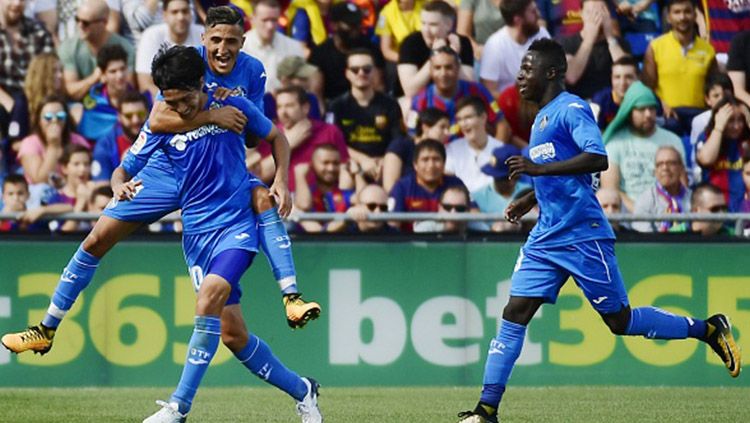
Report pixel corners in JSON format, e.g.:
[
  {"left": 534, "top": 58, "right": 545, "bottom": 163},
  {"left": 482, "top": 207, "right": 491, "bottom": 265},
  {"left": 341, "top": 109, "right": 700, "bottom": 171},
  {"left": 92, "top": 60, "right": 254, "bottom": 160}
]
[{"left": 0, "top": 241, "right": 747, "bottom": 387}]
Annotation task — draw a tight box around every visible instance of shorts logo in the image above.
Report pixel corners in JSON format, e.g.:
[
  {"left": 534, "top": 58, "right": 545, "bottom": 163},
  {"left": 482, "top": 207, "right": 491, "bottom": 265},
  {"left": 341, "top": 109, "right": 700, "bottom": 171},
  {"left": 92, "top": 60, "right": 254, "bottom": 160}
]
[
  {"left": 592, "top": 296, "right": 608, "bottom": 305},
  {"left": 235, "top": 233, "right": 250, "bottom": 240},
  {"left": 529, "top": 142, "right": 556, "bottom": 161}
]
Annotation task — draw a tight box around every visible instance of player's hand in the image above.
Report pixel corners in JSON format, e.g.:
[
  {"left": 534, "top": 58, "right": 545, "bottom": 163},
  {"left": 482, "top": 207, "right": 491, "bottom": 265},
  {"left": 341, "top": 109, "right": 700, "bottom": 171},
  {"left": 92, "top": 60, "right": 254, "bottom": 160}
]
[
  {"left": 113, "top": 180, "right": 142, "bottom": 201},
  {"left": 504, "top": 196, "right": 535, "bottom": 224},
  {"left": 210, "top": 106, "right": 247, "bottom": 133},
  {"left": 213, "top": 87, "right": 232, "bottom": 101},
  {"left": 505, "top": 155, "right": 541, "bottom": 179},
  {"left": 269, "top": 180, "right": 292, "bottom": 218}
]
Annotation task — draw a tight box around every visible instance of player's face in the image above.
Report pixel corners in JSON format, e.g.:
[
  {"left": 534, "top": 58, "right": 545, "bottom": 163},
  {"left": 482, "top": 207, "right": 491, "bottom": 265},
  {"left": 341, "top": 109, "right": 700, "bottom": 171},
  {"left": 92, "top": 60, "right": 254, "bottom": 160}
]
[
  {"left": 414, "top": 149, "right": 445, "bottom": 184},
  {"left": 103, "top": 60, "right": 129, "bottom": 94},
  {"left": 162, "top": 88, "right": 202, "bottom": 120},
  {"left": 654, "top": 148, "right": 683, "bottom": 189},
  {"left": 517, "top": 52, "right": 545, "bottom": 103},
  {"left": 311, "top": 149, "right": 341, "bottom": 185},
  {"left": 64, "top": 152, "right": 92, "bottom": 182},
  {"left": 422, "top": 118, "right": 451, "bottom": 144},
  {"left": 667, "top": 2, "right": 695, "bottom": 34},
  {"left": 164, "top": 0, "right": 192, "bottom": 37},
  {"left": 118, "top": 101, "right": 148, "bottom": 138},
  {"left": 346, "top": 54, "right": 375, "bottom": 89},
  {"left": 456, "top": 105, "right": 486, "bottom": 140},
  {"left": 276, "top": 93, "right": 306, "bottom": 127},
  {"left": 629, "top": 106, "right": 657, "bottom": 135},
  {"left": 1, "top": 182, "right": 28, "bottom": 212},
  {"left": 611, "top": 65, "right": 637, "bottom": 98},
  {"left": 430, "top": 52, "right": 459, "bottom": 93},
  {"left": 203, "top": 24, "right": 244, "bottom": 75},
  {"left": 252, "top": 3, "right": 281, "bottom": 43}
]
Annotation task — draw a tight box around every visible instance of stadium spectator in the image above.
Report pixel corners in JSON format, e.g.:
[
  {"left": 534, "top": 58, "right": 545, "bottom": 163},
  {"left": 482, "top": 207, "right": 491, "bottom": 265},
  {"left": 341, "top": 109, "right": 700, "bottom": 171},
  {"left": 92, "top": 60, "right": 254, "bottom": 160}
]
[
  {"left": 388, "top": 139, "right": 468, "bottom": 231},
  {"left": 17, "top": 96, "right": 90, "bottom": 185},
  {"left": 77, "top": 45, "right": 149, "bottom": 143},
  {"left": 397, "top": 0, "right": 474, "bottom": 98},
  {"left": 696, "top": 95, "right": 750, "bottom": 212},
  {"left": 696, "top": 0, "right": 750, "bottom": 63},
  {"left": 121, "top": 0, "right": 197, "bottom": 45},
  {"left": 23, "top": 0, "right": 59, "bottom": 43},
  {"left": 0, "top": 53, "right": 64, "bottom": 178},
  {"left": 591, "top": 55, "right": 639, "bottom": 131},
  {"left": 382, "top": 107, "right": 450, "bottom": 192},
  {"left": 59, "top": 0, "right": 135, "bottom": 101},
  {"left": 328, "top": 49, "right": 404, "bottom": 181},
  {"left": 286, "top": 0, "right": 335, "bottom": 47},
  {"left": 615, "top": 0, "right": 659, "bottom": 33},
  {"left": 413, "top": 184, "right": 472, "bottom": 233},
  {"left": 727, "top": 30, "right": 750, "bottom": 107},
  {"left": 345, "top": 184, "right": 396, "bottom": 233},
  {"left": 258, "top": 86, "right": 349, "bottom": 190},
  {"left": 560, "top": 0, "right": 629, "bottom": 100},
  {"left": 472, "top": 144, "right": 531, "bottom": 232},
  {"left": 294, "top": 144, "right": 355, "bottom": 232},
  {"left": 740, "top": 159, "right": 750, "bottom": 235},
  {"left": 671, "top": 182, "right": 732, "bottom": 235},
  {"left": 456, "top": 0, "right": 505, "bottom": 61},
  {"left": 643, "top": 0, "right": 717, "bottom": 134},
  {"left": 446, "top": 96, "right": 505, "bottom": 191},
  {"left": 309, "top": 2, "right": 385, "bottom": 102},
  {"left": 0, "top": 0, "right": 54, "bottom": 98},
  {"left": 595, "top": 187, "right": 627, "bottom": 232},
  {"left": 57, "top": 0, "right": 122, "bottom": 42},
  {"left": 496, "top": 84, "right": 536, "bottom": 146},
  {"left": 0, "top": 174, "right": 31, "bottom": 231},
  {"left": 632, "top": 145, "right": 691, "bottom": 233},
  {"left": 87, "top": 184, "right": 113, "bottom": 214},
  {"left": 377, "top": 0, "right": 424, "bottom": 63},
  {"left": 263, "top": 56, "right": 323, "bottom": 121},
  {"left": 136, "top": 0, "right": 203, "bottom": 97},
  {"left": 479, "top": 0, "right": 549, "bottom": 98},
  {"left": 601, "top": 81, "right": 685, "bottom": 212},
  {"left": 47, "top": 144, "right": 98, "bottom": 232},
  {"left": 92, "top": 90, "right": 149, "bottom": 182},
  {"left": 243, "top": 0, "right": 305, "bottom": 94},
  {"left": 409, "top": 46, "right": 500, "bottom": 137},
  {"left": 536, "top": 0, "right": 582, "bottom": 37},
  {"left": 689, "top": 73, "right": 734, "bottom": 152}
]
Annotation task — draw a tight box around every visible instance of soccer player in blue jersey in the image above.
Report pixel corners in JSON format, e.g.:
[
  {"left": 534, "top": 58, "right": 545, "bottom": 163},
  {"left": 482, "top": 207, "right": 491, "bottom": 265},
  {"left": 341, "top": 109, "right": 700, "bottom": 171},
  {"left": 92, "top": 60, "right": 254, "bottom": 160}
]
[
  {"left": 1, "top": 6, "right": 318, "bottom": 357},
  {"left": 117, "top": 46, "right": 320, "bottom": 423},
  {"left": 457, "top": 39, "right": 741, "bottom": 423}
]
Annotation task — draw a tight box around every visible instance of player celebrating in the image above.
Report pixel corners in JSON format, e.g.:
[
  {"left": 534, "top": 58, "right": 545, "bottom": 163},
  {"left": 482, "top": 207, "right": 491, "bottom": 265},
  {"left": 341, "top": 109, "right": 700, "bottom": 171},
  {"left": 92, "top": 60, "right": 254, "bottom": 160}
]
[
  {"left": 457, "top": 39, "right": 741, "bottom": 423},
  {"left": 1, "top": 6, "right": 318, "bottom": 357},
  {"left": 120, "top": 46, "right": 320, "bottom": 422}
]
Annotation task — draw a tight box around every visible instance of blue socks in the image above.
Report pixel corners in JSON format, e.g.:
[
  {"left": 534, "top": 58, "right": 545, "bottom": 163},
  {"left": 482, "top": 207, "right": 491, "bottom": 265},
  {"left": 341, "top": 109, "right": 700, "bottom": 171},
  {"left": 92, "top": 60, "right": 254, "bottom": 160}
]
[
  {"left": 480, "top": 319, "right": 527, "bottom": 409},
  {"left": 42, "top": 246, "right": 100, "bottom": 329},
  {"left": 234, "top": 334, "right": 308, "bottom": 401},
  {"left": 625, "top": 306, "right": 705, "bottom": 339},
  {"left": 171, "top": 316, "right": 222, "bottom": 414},
  {"left": 258, "top": 208, "right": 298, "bottom": 295}
]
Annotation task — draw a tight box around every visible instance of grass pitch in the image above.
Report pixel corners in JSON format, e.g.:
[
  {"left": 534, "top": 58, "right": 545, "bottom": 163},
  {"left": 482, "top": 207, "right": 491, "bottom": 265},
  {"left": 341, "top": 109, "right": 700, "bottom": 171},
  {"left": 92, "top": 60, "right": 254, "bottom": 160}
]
[{"left": 0, "top": 386, "right": 748, "bottom": 422}]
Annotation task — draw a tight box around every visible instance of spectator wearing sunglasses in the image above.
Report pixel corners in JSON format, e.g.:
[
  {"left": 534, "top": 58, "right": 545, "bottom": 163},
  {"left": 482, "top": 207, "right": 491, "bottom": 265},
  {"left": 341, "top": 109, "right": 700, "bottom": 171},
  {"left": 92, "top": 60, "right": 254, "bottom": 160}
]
[
  {"left": 413, "top": 185, "right": 472, "bottom": 233},
  {"left": 345, "top": 184, "right": 398, "bottom": 233},
  {"left": 92, "top": 90, "right": 150, "bottom": 182},
  {"left": 670, "top": 182, "right": 733, "bottom": 236},
  {"left": 77, "top": 44, "right": 151, "bottom": 144},
  {"left": 17, "top": 95, "right": 90, "bottom": 185},
  {"left": 328, "top": 49, "right": 405, "bottom": 183}
]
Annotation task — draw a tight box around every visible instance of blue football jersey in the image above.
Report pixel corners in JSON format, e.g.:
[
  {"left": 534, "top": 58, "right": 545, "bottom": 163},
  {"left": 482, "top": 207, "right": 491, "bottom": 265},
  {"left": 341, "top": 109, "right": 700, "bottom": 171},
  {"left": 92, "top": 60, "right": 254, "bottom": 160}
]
[
  {"left": 526, "top": 91, "right": 615, "bottom": 248},
  {"left": 121, "top": 93, "right": 273, "bottom": 234},
  {"left": 197, "top": 46, "right": 266, "bottom": 109}
]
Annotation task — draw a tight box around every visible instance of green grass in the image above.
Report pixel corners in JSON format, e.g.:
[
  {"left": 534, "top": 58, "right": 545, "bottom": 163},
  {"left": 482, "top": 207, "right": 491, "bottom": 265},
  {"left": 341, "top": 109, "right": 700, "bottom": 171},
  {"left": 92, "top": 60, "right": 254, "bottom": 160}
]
[{"left": 1, "top": 386, "right": 748, "bottom": 422}]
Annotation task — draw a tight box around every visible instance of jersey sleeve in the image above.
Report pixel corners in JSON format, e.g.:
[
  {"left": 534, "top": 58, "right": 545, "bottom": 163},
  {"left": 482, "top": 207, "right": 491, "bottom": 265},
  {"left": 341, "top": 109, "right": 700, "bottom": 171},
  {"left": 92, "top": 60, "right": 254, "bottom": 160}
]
[
  {"left": 565, "top": 102, "right": 606, "bottom": 156},
  {"left": 225, "top": 96, "right": 273, "bottom": 139},
  {"left": 247, "top": 59, "right": 266, "bottom": 110},
  {"left": 120, "top": 125, "right": 162, "bottom": 177}
]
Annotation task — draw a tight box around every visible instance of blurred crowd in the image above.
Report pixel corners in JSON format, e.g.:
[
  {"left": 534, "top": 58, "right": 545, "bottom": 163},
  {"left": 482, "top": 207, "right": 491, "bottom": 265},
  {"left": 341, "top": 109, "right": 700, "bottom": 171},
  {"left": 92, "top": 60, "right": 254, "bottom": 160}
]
[{"left": 0, "top": 0, "right": 749, "bottom": 236}]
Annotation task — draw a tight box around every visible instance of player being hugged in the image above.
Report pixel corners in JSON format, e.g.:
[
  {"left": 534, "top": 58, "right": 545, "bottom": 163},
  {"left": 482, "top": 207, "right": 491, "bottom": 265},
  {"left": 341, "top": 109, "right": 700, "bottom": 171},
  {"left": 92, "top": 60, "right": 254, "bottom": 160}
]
[{"left": 457, "top": 39, "right": 741, "bottom": 423}]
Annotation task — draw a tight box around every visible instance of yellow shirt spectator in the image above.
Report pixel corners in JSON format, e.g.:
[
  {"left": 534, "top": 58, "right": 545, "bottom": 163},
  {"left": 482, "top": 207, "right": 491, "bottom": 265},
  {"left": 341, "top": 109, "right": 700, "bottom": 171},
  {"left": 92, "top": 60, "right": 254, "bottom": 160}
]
[
  {"left": 376, "top": 0, "right": 424, "bottom": 49},
  {"left": 650, "top": 31, "right": 716, "bottom": 109}
]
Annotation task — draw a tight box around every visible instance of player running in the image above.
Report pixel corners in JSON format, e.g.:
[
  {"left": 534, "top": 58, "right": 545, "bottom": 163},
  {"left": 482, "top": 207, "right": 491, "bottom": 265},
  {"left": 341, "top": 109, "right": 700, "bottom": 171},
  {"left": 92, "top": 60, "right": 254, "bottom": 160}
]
[
  {"left": 457, "top": 39, "right": 741, "bottom": 423},
  {"left": 124, "top": 46, "right": 320, "bottom": 422},
  {"left": 2, "top": 6, "right": 318, "bottom": 357}
]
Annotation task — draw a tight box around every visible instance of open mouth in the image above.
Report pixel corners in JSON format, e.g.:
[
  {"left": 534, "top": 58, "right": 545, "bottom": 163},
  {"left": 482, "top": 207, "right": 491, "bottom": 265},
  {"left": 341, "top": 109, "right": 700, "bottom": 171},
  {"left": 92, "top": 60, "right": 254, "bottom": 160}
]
[{"left": 214, "top": 54, "right": 232, "bottom": 67}]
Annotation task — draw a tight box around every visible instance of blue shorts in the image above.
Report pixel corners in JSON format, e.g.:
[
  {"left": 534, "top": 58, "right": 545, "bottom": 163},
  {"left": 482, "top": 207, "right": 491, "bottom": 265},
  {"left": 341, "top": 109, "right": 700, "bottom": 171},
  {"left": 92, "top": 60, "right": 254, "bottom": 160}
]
[
  {"left": 183, "top": 218, "right": 260, "bottom": 305},
  {"left": 510, "top": 239, "right": 630, "bottom": 314},
  {"left": 103, "top": 165, "right": 180, "bottom": 223}
]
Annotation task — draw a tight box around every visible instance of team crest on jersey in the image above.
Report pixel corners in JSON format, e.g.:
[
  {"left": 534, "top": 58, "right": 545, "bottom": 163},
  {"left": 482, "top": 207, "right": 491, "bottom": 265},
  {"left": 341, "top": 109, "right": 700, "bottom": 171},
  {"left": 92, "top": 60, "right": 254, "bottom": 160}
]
[
  {"left": 375, "top": 115, "right": 388, "bottom": 129},
  {"left": 529, "top": 142, "right": 556, "bottom": 161},
  {"left": 204, "top": 82, "right": 246, "bottom": 97},
  {"left": 130, "top": 131, "right": 147, "bottom": 154},
  {"left": 539, "top": 115, "right": 548, "bottom": 131}
]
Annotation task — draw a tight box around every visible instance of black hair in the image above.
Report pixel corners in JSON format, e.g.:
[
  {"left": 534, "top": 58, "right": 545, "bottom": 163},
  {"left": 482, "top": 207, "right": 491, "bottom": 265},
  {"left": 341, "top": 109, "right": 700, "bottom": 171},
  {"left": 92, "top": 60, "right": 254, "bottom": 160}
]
[
  {"left": 415, "top": 108, "right": 450, "bottom": 137},
  {"left": 117, "top": 90, "right": 150, "bottom": 111},
  {"left": 275, "top": 85, "right": 309, "bottom": 106},
  {"left": 423, "top": 0, "right": 456, "bottom": 21},
  {"left": 414, "top": 138, "right": 446, "bottom": 162},
  {"left": 706, "top": 94, "right": 750, "bottom": 142},
  {"left": 152, "top": 45, "right": 205, "bottom": 91},
  {"left": 254, "top": 0, "right": 281, "bottom": 10},
  {"left": 346, "top": 48, "right": 376, "bottom": 65},
  {"left": 162, "top": 0, "right": 190, "bottom": 10},
  {"left": 60, "top": 144, "right": 91, "bottom": 166},
  {"left": 612, "top": 55, "right": 639, "bottom": 69},
  {"left": 456, "top": 96, "right": 487, "bottom": 117},
  {"left": 527, "top": 38, "right": 568, "bottom": 78},
  {"left": 666, "top": 0, "right": 695, "bottom": 10},
  {"left": 89, "top": 185, "right": 114, "bottom": 204},
  {"left": 3, "top": 174, "right": 27, "bottom": 190},
  {"left": 704, "top": 72, "right": 734, "bottom": 96},
  {"left": 97, "top": 44, "right": 128, "bottom": 71},
  {"left": 206, "top": 5, "right": 244, "bottom": 28},
  {"left": 499, "top": 0, "right": 534, "bottom": 24}
]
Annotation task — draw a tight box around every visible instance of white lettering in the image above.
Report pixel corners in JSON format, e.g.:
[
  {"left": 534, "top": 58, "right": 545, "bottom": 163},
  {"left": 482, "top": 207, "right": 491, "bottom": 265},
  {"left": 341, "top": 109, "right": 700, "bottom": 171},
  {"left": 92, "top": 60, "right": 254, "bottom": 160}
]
[{"left": 411, "top": 297, "right": 483, "bottom": 366}]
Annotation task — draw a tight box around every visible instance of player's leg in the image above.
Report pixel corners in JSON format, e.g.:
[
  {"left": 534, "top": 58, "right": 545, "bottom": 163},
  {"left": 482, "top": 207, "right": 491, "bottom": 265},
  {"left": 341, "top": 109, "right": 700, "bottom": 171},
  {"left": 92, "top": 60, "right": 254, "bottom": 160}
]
[
  {"left": 459, "top": 247, "right": 566, "bottom": 423},
  {"left": 1, "top": 216, "right": 141, "bottom": 355},
  {"left": 571, "top": 240, "right": 741, "bottom": 378},
  {"left": 251, "top": 183, "right": 320, "bottom": 328}
]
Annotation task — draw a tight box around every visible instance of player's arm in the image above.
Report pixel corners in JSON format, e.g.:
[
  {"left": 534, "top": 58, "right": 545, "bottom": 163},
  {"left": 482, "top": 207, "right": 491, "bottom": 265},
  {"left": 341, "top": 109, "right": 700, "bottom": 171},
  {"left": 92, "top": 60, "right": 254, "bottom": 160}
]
[
  {"left": 506, "top": 152, "right": 608, "bottom": 179},
  {"left": 505, "top": 189, "right": 536, "bottom": 224},
  {"left": 148, "top": 101, "right": 248, "bottom": 134},
  {"left": 111, "top": 128, "right": 161, "bottom": 200}
]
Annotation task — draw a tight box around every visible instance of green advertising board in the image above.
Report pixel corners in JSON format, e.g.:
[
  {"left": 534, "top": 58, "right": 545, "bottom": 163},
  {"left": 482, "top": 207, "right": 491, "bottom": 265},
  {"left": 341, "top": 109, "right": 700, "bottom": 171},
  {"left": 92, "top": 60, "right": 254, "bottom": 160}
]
[{"left": 0, "top": 240, "right": 747, "bottom": 387}]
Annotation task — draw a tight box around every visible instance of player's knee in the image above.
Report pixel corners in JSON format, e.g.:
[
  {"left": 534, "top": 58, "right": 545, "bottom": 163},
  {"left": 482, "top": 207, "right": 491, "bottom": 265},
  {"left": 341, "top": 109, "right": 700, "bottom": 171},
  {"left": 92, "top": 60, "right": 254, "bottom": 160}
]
[
  {"left": 252, "top": 186, "right": 274, "bottom": 213},
  {"left": 82, "top": 229, "right": 109, "bottom": 258},
  {"left": 602, "top": 308, "right": 631, "bottom": 335},
  {"left": 195, "top": 280, "right": 231, "bottom": 315},
  {"left": 221, "top": 326, "right": 248, "bottom": 353}
]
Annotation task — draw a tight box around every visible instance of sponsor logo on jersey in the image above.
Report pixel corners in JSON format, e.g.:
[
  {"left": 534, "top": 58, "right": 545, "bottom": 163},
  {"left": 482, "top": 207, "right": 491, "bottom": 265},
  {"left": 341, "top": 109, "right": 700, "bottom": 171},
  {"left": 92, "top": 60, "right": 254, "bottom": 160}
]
[
  {"left": 130, "top": 131, "right": 147, "bottom": 154},
  {"left": 169, "top": 125, "right": 227, "bottom": 151},
  {"left": 539, "top": 115, "right": 548, "bottom": 131},
  {"left": 529, "top": 142, "right": 556, "bottom": 161},
  {"left": 568, "top": 102, "right": 585, "bottom": 109}
]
